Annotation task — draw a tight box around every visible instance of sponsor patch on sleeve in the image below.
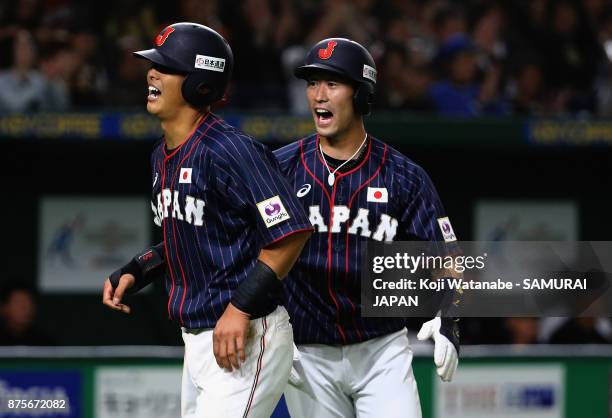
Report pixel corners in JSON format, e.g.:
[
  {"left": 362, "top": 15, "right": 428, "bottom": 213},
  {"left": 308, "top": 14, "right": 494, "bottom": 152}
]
[
  {"left": 437, "top": 217, "right": 457, "bottom": 242},
  {"left": 195, "top": 55, "right": 226, "bottom": 72},
  {"left": 256, "top": 195, "right": 291, "bottom": 228}
]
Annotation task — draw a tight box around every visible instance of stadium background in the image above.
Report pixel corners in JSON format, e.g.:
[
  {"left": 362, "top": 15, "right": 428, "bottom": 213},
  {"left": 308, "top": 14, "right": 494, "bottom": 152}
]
[{"left": 1, "top": 0, "right": 612, "bottom": 417}]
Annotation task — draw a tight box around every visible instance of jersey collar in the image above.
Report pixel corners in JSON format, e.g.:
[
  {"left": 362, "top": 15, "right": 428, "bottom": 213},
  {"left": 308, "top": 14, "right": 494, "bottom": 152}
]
[
  {"left": 163, "top": 112, "right": 212, "bottom": 159},
  {"left": 312, "top": 134, "right": 373, "bottom": 183}
]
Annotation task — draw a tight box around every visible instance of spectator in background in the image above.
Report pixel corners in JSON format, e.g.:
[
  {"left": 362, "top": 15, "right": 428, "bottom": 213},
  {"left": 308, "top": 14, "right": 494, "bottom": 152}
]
[
  {"left": 0, "top": 0, "right": 43, "bottom": 67},
  {"left": 549, "top": 318, "right": 611, "bottom": 344},
  {"left": 507, "top": 55, "right": 547, "bottom": 116},
  {"left": 471, "top": 4, "right": 508, "bottom": 64},
  {"left": 0, "top": 30, "right": 47, "bottom": 112},
  {"left": 0, "top": 282, "right": 54, "bottom": 346},
  {"left": 595, "top": 10, "right": 612, "bottom": 116},
  {"left": 68, "top": 28, "right": 109, "bottom": 108},
  {"left": 178, "top": 0, "right": 227, "bottom": 38},
  {"left": 0, "top": 0, "right": 42, "bottom": 39},
  {"left": 430, "top": 2, "right": 467, "bottom": 44},
  {"left": 226, "top": 0, "right": 299, "bottom": 109},
  {"left": 584, "top": 0, "right": 608, "bottom": 35},
  {"left": 428, "top": 33, "right": 506, "bottom": 117},
  {"left": 105, "top": 36, "right": 149, "bottom": 108},
  {"left": 540, "top": 0, "right": 604, "bottom": 113},
  {"left": 304, "top": 0, "right": 380, "bottom": 47},
  {"left": 375, "top": 42, "right": 434, "bottom": 112},
  {"left": 39, "top": 42, "right": 75, "bottom": 111},
  {"left": 504, "top": 317, "right": 540, "bottom": 345}
]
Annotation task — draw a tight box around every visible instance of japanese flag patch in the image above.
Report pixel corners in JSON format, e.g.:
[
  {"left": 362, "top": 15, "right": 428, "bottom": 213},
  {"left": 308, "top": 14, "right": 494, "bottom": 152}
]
[
  {"left": 256, "top": 195, "right": 290, "bottom": 228},
  {"left": 367, "top": 187, "right": 388, "bottom": 203},
  {"left": 179, "top": 168, "right": 192, "bottom": 184},
  {"left": 437, "top": 217, "right": 457, "bottom": 242}
]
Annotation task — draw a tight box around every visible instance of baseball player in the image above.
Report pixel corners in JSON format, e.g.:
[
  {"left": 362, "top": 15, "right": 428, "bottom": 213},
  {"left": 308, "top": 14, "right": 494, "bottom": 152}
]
[
  {"left": 101, "top": 23, "right": 313, "bottom": 418},
  {"left": 273, "top": 38, "right": 460, "bottom": 417}
]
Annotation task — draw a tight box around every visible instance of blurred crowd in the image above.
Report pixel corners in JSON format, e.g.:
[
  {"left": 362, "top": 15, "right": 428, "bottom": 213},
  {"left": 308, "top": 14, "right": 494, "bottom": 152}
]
[{"left": 2, "top": 0, "right": 612, "bottom": 117}]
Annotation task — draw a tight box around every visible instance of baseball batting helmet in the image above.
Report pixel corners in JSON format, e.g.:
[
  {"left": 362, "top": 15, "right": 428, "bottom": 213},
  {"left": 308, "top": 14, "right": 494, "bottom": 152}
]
[
  {"left": 133, "top": 22, "right": 233, "bottom": 108},
  {"left": 294, "top": 38, "right": 377, "bottom": 115}
]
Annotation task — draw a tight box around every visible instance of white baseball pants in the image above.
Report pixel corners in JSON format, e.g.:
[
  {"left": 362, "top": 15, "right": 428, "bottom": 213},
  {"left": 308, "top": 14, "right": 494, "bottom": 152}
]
[
  {"left": 284, "top": 328, "right": 422, "bottom": 418},
  {"left": 181, "top": 306, "right": 293, "bottom": 418}
]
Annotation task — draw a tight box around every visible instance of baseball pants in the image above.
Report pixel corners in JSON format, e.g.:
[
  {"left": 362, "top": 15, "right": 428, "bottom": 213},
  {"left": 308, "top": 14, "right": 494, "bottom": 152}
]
[
  {"left": 181, "top": 306, "right": 293, "bottom": 418},
  {"left": 284, "top": 328, "right": 422, "bottom": 418}
]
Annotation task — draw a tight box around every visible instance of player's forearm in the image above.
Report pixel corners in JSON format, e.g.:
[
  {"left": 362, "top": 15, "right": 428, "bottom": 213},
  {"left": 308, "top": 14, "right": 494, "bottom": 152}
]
[
  {"left": 258, "top": 230, "right": 312, "bottom": 279},
  {"left": 109, "top": 242, "right": 167, "bottom": 294},
  {"left": 431, "top": 267, "right": 463, "bottom": 317},
  {"left": 230, "top": 231, "right": 310, "bottom": 317}
]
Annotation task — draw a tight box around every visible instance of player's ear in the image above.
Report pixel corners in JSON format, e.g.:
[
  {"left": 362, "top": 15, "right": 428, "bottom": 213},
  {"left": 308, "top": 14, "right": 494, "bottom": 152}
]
[{"left": 196, "top": 83, "right": 212, "bottom": 96}]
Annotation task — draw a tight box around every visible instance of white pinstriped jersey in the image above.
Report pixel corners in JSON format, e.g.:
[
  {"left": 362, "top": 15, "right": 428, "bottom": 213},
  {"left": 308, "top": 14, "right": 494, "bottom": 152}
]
[
  {"left": 150, "top": 113, "right": 312, "bottom": 329},
  {"left": 274, "top": 134, "right": 455, "bottom": 344}
]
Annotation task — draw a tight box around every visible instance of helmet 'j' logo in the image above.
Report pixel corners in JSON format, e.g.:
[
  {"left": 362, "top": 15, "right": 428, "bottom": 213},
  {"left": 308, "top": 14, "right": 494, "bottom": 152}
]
[
  {"left": 318, "top": 40, "right": 337, "bottom": 60},
  {"left": 155, "top": 27, "right": 175, "bottom": 46}
]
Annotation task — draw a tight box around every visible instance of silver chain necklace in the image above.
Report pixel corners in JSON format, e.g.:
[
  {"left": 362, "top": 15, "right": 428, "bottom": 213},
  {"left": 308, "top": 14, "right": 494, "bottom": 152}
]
[{"left": 319, "top": 133, "right": 368, "bottom": 186}]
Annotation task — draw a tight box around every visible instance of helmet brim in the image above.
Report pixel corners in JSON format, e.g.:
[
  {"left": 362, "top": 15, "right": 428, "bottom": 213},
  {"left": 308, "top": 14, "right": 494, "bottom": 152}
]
[
  {"left": 294, "top": 63, "right": 352, "bottom": 81},
  {"left": 133, "top": 48, "right": 189, "bottom": 73}
]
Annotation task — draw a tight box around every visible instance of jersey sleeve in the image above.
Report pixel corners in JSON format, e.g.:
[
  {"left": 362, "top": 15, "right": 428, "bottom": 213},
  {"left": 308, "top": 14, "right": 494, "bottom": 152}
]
[
  {"left": 213, "top": 137, "right": 313, "bottom": 246},
  {"left": 272, "top": 142, "right": 300, "bottom": 177},
  {"left": 400, "top": 165, "right": 459, "bottom": 256}
]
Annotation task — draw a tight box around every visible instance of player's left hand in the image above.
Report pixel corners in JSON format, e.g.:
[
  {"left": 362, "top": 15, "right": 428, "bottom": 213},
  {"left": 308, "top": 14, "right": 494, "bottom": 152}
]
[
  {"left": 417, "top": 317, "right": 459, "bottom": 382},
  {"left": 102, "top": 275, "right": 135, "bottom": 314},
  {"left": 213, "top": 303, "right": 250, "bottom": 371}
]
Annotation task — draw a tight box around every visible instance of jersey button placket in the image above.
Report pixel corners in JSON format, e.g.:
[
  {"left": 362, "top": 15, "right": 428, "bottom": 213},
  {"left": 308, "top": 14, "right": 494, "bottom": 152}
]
[{"left": 335, "top": 181, "right": 343, "bottom": 204}]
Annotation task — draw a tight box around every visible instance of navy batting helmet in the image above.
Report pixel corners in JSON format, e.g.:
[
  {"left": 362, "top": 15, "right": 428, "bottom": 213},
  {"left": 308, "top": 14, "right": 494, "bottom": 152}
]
[
  {"left": 294, "top": 38, "right": 377, "bottom": 115},
  {"left": 133, "top": 22, "right": 233, "bottom": 108}
]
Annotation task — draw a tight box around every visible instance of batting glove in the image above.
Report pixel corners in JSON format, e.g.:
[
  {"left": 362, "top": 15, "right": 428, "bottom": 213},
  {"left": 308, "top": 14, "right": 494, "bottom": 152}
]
[{"left": 417, "top": 317, "right": 459, "bottom": 382}]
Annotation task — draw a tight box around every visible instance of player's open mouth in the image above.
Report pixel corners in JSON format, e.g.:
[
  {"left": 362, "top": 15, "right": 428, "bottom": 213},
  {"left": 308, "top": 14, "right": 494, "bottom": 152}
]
[
  {"left": 148, "top": 86, "right": 162, "bottom": 101},
  {"left": 315, "top": 108, "right": 333, "bottom": 126}
]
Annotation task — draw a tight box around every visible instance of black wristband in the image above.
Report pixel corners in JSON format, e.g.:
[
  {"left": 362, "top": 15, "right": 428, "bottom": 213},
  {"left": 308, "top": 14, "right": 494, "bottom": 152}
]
[
  {"left": 109, "top": 243, "right": 166, "bottom": 294},
  {"left": 231, "top": 260, "right": 280, "bottom": 318},
  {"left": 436, "top": 276, "right": 462, "bottom": 318},
  {"left": 109, "top": 259, "right": 141, "bottom": 289},
  {"left": 440, "top": 317, "right": 460, "bottom": 355}
]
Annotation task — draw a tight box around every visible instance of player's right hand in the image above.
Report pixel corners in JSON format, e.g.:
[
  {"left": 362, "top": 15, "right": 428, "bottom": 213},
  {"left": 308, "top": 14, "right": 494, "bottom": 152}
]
[
  {"left": 213, "top": 303, "right": 250, "bottom": 371},
  {"left": 102, "top": 274, "right": 135, "bottom": 314}
]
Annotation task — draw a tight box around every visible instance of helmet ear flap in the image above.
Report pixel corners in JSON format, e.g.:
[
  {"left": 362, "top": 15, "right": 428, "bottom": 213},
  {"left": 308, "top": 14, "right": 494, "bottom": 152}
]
[
  {"left": 182, "top": 73, "right": 221, "bottom": 109},
  {"left": 353, "top": 83, "right": 374, "bottom": 115}
]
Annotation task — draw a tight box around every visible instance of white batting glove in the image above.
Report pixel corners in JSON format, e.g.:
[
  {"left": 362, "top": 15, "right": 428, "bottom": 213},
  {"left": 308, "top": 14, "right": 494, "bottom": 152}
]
[
  {"left": 417, "top": 317, "right": 459, "bottom": 382},
  {"left": 288, "top": 343, "right": 303, "bottom": 386}
]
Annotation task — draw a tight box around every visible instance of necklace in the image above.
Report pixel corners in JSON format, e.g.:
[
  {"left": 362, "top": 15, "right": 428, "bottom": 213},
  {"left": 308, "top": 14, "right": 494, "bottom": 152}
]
[{"left": 319, "top": 133, "right": 368, "bottom": 186}]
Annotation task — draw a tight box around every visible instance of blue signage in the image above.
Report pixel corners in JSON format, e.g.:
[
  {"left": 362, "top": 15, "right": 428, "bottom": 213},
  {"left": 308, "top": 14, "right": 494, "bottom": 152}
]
[{"left": 0, "top": 371, "right": 82, "bottom": 418}]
